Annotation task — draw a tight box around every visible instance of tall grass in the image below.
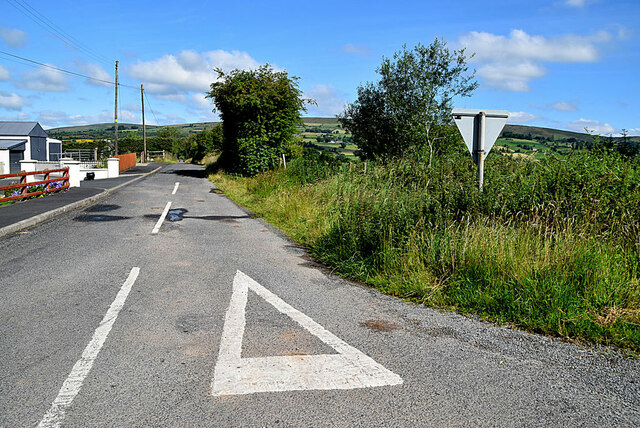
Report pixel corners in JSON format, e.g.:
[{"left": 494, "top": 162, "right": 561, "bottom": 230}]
[{"left": 211, "top": 148, "right": 640, "bottom": 350}]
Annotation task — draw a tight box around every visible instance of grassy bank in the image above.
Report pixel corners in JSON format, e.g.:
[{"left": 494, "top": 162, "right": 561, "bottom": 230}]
[{"left": 210, "top": 149, "right": 640, "bottom": 351}]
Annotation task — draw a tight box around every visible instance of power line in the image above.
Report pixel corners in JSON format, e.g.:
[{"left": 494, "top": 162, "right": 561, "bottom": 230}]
[
  {"left": 0, "top": 50, "right": 138, "bottom": 89},
  {"left": 0, "top": 50, "right": 167, "bottom": 126},
  {"left": 5, "top": 0, "right": 111, "bottom": 66},
  {"left": 144, "top": 93, "right": 161, "bottom": 125}
]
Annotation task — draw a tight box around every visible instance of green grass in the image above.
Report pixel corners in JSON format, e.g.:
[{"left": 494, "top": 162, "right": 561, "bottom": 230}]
[{"left": 210, "top": 148, "right": 640, "bottom": 352}]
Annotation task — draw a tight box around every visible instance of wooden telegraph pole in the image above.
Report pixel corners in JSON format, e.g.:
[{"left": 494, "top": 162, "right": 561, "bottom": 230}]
[
  {"left": 141, "top": 84, "right": 146, "bottom": 163},
  {"left": 114, "top": 60, "right": 119, "bottom": 155}
]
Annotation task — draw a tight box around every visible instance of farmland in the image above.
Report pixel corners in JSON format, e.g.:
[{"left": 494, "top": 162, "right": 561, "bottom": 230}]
[{"left": 47, "top": 118, "right": 638, "bottom": 161}]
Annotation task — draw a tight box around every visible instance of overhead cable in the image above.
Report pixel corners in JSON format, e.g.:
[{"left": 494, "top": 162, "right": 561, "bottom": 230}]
[
  {"left": 0, "top": 50, "right": 138, "bottom": 89},
  {"left": 5, "top": 0, "right": 112, "bottom": 66}
]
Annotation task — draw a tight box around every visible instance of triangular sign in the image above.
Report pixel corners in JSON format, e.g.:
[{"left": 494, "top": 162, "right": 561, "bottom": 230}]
[
  {"left": 452, "top": 109, "right": 509, "bottom": 159},
  {"left": 211, "top": 271, "right": 403, "bottom": 396}
]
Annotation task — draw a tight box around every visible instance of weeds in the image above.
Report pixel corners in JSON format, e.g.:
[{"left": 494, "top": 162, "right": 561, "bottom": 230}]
[{"left": 211, "top": 147, "right": 640, "bottom": 350}]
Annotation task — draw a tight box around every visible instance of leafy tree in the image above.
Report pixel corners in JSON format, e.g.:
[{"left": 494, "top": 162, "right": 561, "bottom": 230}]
[
  {"left": 177, "top": 126, "right": 223, "bottom": 162},
  {"left": 118, "top": 132, "right": 143, "bottom": 154},
  {"left": 206, "top": 65, "right": 310, "bottom": 176},
  {"left": 339, "top": 39, "right": 477, "bottom": 162},
  {"left": 150, "top": 127, "right": 181, "bottom": 152}
]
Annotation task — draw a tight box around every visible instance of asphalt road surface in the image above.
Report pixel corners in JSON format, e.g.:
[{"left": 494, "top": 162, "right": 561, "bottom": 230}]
[{"left": 1, "top": 163, "right": 639, "bottom": 427}]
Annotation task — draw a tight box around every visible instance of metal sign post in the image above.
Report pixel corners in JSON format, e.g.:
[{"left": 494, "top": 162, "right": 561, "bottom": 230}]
[{"left": 452, "top": 109, "right": 509, "bottom": 192}]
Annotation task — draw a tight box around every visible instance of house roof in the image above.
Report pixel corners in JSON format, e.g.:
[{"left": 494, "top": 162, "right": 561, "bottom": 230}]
[
  {"left": 0, "top": 122, "right": 48, "bottom": 138},
  {"left": 0, "top": 139, "right": 27, "bottom": 150}
]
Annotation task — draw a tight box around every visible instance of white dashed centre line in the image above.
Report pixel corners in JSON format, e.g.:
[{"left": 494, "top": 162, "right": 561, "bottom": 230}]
[
  {"left": 172, "top": 182, "right": 180, "bottom": 195},
  {"left": 152, "top": 201, "right": 172, "bottom": 234},
  {"left": 38, "top": 267, "right": 141, "bottom": 428}
]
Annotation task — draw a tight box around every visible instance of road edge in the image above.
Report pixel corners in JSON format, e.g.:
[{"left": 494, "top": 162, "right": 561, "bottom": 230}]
[{"left": 0, "top": 166, "right": 161, "bottom": 240}]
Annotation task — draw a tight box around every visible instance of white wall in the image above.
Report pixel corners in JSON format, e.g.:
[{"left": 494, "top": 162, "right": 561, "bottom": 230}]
[
  {"left": 0, "top": 135, "right": 32, "bottom": 162},
  {"left": 0, "top": 150, "right": 9, "bottom": 174}
]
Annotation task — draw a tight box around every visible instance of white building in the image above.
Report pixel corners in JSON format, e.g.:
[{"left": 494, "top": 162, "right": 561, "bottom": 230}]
[{"left": 0, "top": 122, "right": 62, "bottom": 174}]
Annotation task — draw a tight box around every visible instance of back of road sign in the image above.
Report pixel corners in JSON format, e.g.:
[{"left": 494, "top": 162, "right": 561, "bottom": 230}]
[{"left": 452, "top": 109, "right": 509, "bottom": 159}]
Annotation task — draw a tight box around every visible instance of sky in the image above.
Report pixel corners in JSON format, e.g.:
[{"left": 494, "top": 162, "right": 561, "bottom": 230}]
[{"left": 0, "top": 0, "right": 638, "bottom": 135}]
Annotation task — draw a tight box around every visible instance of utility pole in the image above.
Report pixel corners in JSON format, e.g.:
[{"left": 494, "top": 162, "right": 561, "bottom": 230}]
[
  {"left": 114, "top": 60, "right": 119, "bottom": 156},
  {"left": 141, "top": 84, "right": 146, "bottom": 163}
]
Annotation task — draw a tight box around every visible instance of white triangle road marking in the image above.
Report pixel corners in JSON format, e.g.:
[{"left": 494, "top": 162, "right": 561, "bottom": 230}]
[{"left": 211, "top": 271, "right": 403, "bottom": 396}]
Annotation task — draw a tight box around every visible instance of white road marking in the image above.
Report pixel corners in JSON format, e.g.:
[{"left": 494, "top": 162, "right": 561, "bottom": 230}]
[
  {"left": 171, "top": 182, "right": 180, "bottom": 195},
  {"left": 152, "top": 201, "right": 172, "bottom": 234},
  {"left": 211, "top": 271, "right": 403, "bottom": 396},
  {"left": 38, "top": 267, "right": 141, "bottom": 428}
]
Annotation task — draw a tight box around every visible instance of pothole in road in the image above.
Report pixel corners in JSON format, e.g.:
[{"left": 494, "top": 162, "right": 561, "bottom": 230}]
[
  {"left": 74, "top": 214, "right": 130, "bottom": 222},
  {"left": 167, "top": 208, "right": 187, "bottom": 222},
  {"left": 210, "top": 188, "right": 223, "bottom": 194},
  {"left": 360, "top": 319, "right": 400, "bottom": 333}
]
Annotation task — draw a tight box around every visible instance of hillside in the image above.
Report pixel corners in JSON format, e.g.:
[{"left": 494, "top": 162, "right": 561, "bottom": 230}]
[{"left": 47, "top": 118, "right": 638, "bottom": 159}]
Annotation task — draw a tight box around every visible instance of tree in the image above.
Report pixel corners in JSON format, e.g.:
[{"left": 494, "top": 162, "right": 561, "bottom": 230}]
[
  {"left": 339, "top": 39, "right": 477, "bottom": 162},
  {"left": 180, "top": 126, "right": 224, "bottom": 162},
  {"left": 150, "top": 127, "right": 181, "bottom": 152},
  {"left": 118, "top": 132, "right": 142, "bottom": 154},
  {"left": 206, "top": 65, "right": 310, "bottom": 176}
]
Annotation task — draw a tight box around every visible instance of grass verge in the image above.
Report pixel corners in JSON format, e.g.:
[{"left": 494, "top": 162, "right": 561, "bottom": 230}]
[{"left": 209, "top": 149, "right": 640, "bottom": 352}]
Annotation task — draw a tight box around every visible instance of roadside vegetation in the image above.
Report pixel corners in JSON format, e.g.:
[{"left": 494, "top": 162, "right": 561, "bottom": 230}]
[
  {"left": 212, "top": 144, "right": 640, "bottom": 351},
  {"left": 206, "top": 39, "right": 640, "bottom": 352}
]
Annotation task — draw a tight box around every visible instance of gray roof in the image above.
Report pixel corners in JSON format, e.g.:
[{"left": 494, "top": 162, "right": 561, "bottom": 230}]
[
  {"left": 0, "top": 122, "right": 48, "bottom": 138},
  {"left": 0, "top": 139, "right": 27, "bottom": 150}
]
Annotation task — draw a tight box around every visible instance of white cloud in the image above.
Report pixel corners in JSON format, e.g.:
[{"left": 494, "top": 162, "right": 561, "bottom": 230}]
[
  {"left": 551, "top": 101, "right": 578, "bottom": 111},
  {"left": 0, "top": 65, "right": 9, "bottom": 81},
  {"left": 0, "top": 92, "right": 29, "bottom": 110},
  {"left": 460, "top": 29, "right": 611, "bottom": 91},
  {"left": 119, "top": 110, "right": 139, "bottom": 123},
  {"left": 18, "top": 66, "right": 69, "bottom": 92},
  {"left": 507, "top": 111, "right": 541, "bottom": 124},
  {"left": 37, "top": 109, "right": 138, "bottom": 128},
  {"left": 565, "top": 0, "right": 585, "bottom": 7},
  {"left": 163, "top": 114, "right": 186, "bottom": 125},
  {"left": 616, "top": 26, "right": 633, "bottom": 41},
  {"left": 342, "top": 44, "right": 371, "bottom": 57},
  {"left": 128, "top": 49, "right": 262, "bottom": 95},
  {"left": 0, "top": 112, "right": 29, "bottom": 121},
  {"left": 477, "top": 62, "right": 545, "bottom": 91},
  {"left": 156, "top": 93, "right": 187, "bottom": 103},
  {"left": 304, "top": 84, "right": 347, "bottom": 116},
  {"left": 568, "top": 118, "right": 616, "bottom": 135},
  {"left": 191, "top": 93, "right": 212, "bottom": 110},
  {"left": 77, "top": 62, "right": 112, "bottom": 87},
  {"left": 0, "top": 26, "right": 28, "bottom": 48}
]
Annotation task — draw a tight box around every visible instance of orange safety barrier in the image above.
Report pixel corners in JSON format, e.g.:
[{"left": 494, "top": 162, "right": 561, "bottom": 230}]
[
  {"left": 0, "top": 168, "right": 70, "bottom": 203},
  {"left": 115, "top": 153, "right": 137, "bottom": 171}
]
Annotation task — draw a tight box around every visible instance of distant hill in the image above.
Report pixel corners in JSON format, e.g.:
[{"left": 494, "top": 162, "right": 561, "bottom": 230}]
[{"left": 47, "top": 117, "right": 637, "bottom": 145}]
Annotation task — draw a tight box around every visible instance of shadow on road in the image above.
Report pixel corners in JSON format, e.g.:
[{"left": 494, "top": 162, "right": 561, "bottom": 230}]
[{"left": 164, "top": 168, "right": 207, "bottom": 179}]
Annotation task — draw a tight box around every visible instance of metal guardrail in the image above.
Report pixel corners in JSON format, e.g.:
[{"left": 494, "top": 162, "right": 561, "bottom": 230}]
[{"left": 0, "top": 168, "right": 70, "bottom": 203}]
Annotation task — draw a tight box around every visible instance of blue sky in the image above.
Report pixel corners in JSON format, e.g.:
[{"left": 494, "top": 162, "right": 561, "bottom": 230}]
[{"left": 0, "top": 0, "right": 637, "bottom": 135}]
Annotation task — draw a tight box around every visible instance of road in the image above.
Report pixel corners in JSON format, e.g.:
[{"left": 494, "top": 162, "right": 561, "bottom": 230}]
[{"left": 1, "top": 163, "right": 639, "bottom": 427}]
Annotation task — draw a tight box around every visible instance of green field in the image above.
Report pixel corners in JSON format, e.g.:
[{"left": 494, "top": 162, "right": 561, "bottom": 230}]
[{"left": 48, "top": 118, "right": 638, "bottom": 160}]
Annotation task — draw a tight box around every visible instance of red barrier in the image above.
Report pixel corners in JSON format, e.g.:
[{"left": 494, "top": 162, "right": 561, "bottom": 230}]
[
  {"left": 0, "top": 168, "right": 70, "bottom": 202},
  {"left": 115, "top": 153, "right": 137, "bottom": 171}
]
